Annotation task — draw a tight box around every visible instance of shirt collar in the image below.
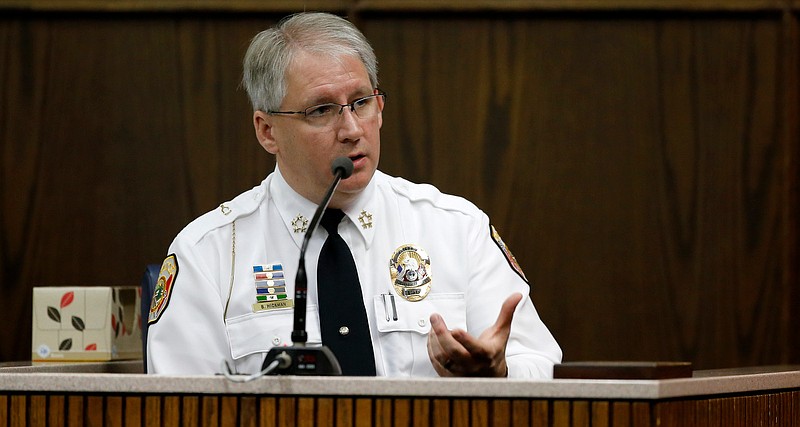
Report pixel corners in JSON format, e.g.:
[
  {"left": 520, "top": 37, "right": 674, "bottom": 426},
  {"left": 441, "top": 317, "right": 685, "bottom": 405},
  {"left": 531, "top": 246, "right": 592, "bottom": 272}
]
[
  {"left": 341, "top": 172, "right": 378, "bottom": 249},
  {"left": 270, "top": 166, "right": 379, "bottom": 249}
]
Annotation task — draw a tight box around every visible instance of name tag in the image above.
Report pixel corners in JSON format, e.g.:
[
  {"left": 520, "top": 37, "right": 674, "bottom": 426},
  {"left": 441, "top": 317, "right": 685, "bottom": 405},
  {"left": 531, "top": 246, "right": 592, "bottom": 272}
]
[{"left": 252, "top": 300, "right": 294, "bottom": 312}]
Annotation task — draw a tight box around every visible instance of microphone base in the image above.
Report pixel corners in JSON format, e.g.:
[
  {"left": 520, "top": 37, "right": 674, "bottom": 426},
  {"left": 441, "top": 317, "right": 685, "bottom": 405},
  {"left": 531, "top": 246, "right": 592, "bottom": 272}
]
[{"left": 262, "top": 345, "right": 342, "bottom": 376}]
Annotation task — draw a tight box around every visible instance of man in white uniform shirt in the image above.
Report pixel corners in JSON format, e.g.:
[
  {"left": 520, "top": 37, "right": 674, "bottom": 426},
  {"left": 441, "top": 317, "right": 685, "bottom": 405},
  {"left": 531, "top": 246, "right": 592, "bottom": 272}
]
[{"left": 146, "top": 12, "right": 561, "bottom": 377}]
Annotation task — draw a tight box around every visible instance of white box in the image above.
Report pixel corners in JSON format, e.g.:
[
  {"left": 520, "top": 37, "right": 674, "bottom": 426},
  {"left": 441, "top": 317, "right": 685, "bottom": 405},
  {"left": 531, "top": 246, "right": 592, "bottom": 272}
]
[{"left": 32, "top": 286, "right": 142, "bottom": 362}]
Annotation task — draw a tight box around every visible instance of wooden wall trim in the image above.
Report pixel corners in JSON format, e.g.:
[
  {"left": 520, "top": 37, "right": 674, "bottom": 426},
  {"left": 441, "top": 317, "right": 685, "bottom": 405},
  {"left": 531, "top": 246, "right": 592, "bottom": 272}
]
[
  {"left": 0, "top": 0, "right": 350, "bottom": 13},
  {"left": 0, "top": 0, "right": 795, "bottom": 12},
  {"left": 356, "top": 0, "right": 793, "bottom": 12}
]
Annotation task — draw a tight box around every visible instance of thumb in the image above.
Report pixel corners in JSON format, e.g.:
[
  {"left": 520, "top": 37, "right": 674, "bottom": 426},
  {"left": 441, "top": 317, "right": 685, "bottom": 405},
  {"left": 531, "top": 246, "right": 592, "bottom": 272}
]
[{"left": 492, "top": 292, "right": 523, "bottom": 335}]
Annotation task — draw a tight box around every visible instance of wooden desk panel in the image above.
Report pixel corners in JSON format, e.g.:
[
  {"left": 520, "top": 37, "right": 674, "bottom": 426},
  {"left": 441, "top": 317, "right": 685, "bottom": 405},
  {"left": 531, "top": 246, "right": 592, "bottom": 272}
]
[
  {"left": 1, "top": 363, "right": 799, "bottom": 426},
  {"left": 2, "top": 391, "right": 799, "bottom": 426}
]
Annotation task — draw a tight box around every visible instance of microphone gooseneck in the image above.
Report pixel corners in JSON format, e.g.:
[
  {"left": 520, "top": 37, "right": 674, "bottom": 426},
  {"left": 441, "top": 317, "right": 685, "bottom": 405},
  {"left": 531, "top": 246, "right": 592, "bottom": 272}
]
[
  {"left": 258, "top": 157, "right": 353, "bottom": 376},
  {"left": 292, "top": 156, "right": 353, "bottom": 345}
]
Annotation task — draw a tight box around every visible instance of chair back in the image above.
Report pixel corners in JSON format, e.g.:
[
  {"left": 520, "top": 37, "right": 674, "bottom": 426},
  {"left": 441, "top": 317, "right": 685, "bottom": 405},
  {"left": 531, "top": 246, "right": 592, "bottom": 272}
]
[{"left": 140, "top": 263, "right": 161, "bottom": 373}]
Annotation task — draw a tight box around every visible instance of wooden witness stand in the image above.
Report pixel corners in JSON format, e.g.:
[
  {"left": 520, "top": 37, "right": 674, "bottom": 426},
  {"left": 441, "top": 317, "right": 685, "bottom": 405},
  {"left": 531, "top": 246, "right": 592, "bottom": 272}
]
[{"left": 0, "top": 361, "right": 798, "bottom": 426}]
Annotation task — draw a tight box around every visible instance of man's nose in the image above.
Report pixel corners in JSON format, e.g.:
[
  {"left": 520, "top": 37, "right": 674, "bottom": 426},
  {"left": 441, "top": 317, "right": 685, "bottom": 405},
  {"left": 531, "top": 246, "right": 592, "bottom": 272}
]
[{"left": 336, "top": 107, "right": 363, "bottom": 140}]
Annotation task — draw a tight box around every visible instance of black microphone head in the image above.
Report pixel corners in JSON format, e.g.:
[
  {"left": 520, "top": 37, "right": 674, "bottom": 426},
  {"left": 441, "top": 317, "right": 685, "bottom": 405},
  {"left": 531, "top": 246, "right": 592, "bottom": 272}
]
[{"left": 331, "top": 157, "right": 354, "bottom": 179}]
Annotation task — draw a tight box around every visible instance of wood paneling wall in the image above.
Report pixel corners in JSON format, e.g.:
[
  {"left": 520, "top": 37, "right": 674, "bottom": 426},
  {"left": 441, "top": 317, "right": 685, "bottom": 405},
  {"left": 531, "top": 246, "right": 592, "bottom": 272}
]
[{"left": 1, "top": 1, "right": 797, "bottom": 369}]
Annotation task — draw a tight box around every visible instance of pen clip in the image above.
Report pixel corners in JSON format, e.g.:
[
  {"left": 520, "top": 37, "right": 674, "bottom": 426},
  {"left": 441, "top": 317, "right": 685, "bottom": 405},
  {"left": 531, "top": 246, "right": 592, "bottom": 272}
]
[{"left": 390, "top": 294, "right": 398, "bottom": 321}]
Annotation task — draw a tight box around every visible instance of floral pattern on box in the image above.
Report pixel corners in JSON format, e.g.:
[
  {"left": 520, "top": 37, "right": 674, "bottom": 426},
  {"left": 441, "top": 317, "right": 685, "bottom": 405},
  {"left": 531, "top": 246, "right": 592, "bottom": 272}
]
[{"left": 32, "top": 287, "right": 142, "bottom": 362}]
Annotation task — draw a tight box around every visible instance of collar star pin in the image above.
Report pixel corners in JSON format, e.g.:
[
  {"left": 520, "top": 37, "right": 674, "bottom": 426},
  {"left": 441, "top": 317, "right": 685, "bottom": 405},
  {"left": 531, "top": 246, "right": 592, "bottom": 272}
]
[
  {"left": 358, "top": 209, "right": 374, "bottom": 229},
  {"left": 291, "top": 214, "right": 309, "bottom": 233}
]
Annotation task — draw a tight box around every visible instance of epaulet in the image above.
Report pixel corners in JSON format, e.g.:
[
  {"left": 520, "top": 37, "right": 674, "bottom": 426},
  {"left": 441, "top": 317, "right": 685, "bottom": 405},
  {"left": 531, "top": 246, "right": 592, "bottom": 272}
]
[
  {"left": 385, "top": 175, "right": 480, "bottom": 216},
  {"left": 178, "top": 181, "right": 268, "bottom": 245}
]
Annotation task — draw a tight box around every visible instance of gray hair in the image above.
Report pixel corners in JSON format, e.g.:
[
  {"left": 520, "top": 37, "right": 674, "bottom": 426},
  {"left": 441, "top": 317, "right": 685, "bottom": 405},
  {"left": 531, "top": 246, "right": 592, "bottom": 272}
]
[{"left": 242, "top": 12, "right": 379, "bottom": 112}]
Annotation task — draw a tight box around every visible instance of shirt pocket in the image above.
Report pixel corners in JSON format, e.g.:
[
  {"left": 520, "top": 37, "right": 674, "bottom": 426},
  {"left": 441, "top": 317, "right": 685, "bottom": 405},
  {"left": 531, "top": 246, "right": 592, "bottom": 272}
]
[
  {"left": 375, "top": 292, "right": 467, "bottom": 333},
  {"left": 225, "top": 306, "right": 322, "bottom": 361},
  {"left": 373, "top": 292, "right": 466, "bottom": 376}
]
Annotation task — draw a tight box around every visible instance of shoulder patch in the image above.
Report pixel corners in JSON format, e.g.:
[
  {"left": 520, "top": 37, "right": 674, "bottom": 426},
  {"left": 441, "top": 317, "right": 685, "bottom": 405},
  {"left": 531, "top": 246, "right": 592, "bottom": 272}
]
[
  {"left": 490, "top": 225, "right": 528, "bottom": 283},
  {"left": 148, "top": 254, "right": 179, "bottom": 324}
]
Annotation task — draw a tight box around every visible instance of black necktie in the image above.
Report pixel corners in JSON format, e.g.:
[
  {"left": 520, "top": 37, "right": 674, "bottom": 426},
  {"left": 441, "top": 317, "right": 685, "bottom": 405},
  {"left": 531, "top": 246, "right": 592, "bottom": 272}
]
[{"left": 317, "top": 208, "right": 377, "bottom": 376}]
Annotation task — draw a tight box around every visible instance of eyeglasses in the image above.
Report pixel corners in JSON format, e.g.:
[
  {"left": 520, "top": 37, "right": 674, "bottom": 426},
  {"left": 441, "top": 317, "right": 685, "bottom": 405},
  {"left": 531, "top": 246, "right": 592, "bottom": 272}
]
[{"left": 268, "top": 91, "right": 386, "bottom": 128}]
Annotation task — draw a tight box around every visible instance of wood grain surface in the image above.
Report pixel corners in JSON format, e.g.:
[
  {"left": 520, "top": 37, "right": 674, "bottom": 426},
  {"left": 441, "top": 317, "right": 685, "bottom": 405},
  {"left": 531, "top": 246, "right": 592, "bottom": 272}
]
[{"left": 0, "top": 2, "right": 797, "bottom": 371}]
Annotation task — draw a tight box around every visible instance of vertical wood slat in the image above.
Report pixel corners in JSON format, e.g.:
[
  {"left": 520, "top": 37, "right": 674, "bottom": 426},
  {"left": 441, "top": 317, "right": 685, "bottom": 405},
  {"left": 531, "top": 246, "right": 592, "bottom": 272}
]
[
  {"left": 413, "top": 399, "right": 431, "bottom": 427},
  {"left": 296, "top": 397, "right": 315, "bottom": 427},
  {"left": 393, "top": 398, "right": 412, "bottom": 427},
  {"left": 374, "top": 398, "right": 392, "bottom": 427},
  {"left": 511, "top": 399, "right": 529, "bottom": 426},
  {"left": 144, "top": 396, "right": 160, "bottom": 427},
  {"left": 0, "top": 395, "right": 6, "bottom": 427},
  {"left": 220, "top": 396, "right": 238, "bottom": 427},
  {"left": 48, "top": 396, "right": 65, "bottom": 427},
  {"left": 161, "top": 396, "right": 180, "bottom": 426},
  {"left": 239, "top": 396, "right": 257, "bottom": 427},
  {"left": 631, "top": 402, "right": 650, "bottom": 427},
  {"left": 10, "top": 395, "right": 25, "bottom": 427},
  {"left": 592, "top": 401, "right": 610, "bottom": 427},
  {"left": 28, "top": 395, "right": 46, "bottom": 427},
  {"left": 86, "top": 395, "right": 103, "bottom": 426},
  {"left": 182, "top": 396, "right": 199, "bottom": 427},
  {"left": 612, "top": 402, "right": 631, "bottom": 427},
  {"left": 531, "top": 400, "right": 549, "bottom": 426},
  {"left": 335, "top": 398, "right": 353, "bottom": 427},
  {"left": 68, "top": 395, "right": 83, "bottom": 427},
  {"left": 470, "top": 399, "right": 488, "bottom": 427},
  {"left": 492, "top": 399, "right": 511, "bottom": 427},
  {"left": 106, "top": 396, "right": 123, "bottom": 427},
  {"left": 355, "top": 398, "right": 373, "bottom": 427},
  {"left": 202, "top": 396, "right": 220, "bottom": 427},
  {"left": 432, "top": 399, "right": 450, "bottom": 427},
  {"left": 125, "top": 396, "right": 142, "bottom": 427},
  {"left": 258, "top": 396, "right": 275, "bottom": 427},
  {"left": 316, "top": 398, "right": 334, "bottom": 427},
  {"left": 552, "top": 400, "right": 571, "bottom": 426},
  {"left": 572, "top": 400, "right": 590, "bottom": 427}
]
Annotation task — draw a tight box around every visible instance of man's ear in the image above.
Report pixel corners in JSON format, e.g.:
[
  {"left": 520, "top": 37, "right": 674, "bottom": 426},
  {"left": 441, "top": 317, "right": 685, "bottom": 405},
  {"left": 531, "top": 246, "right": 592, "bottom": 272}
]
[
  {"left": 254, "top": 111, "right": 278, "bottom": 154},
  {"left": 376, "top": 91, "right": 385, "bottom": 129}
]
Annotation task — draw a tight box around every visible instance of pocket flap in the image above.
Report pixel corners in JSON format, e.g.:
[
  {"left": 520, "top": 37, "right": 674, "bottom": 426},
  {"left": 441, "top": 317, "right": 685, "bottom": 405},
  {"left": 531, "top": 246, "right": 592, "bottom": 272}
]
[
  {"left": 374, "top": 293, "right": 466, "bottom": 335},
  {"left": 225, "top": 307, "right": 321, "bottom": 360}
]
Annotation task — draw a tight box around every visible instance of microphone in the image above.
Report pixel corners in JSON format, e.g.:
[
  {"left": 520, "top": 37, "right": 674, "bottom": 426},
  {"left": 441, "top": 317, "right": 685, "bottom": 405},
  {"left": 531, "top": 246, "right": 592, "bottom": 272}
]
[{"left": 260, "top": 157, "right": 353, "bottom": 375}]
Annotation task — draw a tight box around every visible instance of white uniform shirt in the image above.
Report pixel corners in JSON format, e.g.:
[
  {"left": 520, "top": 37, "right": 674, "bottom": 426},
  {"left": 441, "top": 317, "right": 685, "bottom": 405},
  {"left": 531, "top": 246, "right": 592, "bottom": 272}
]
[{"left": 147, "top": 169, "right": 562, "bottom": 377}]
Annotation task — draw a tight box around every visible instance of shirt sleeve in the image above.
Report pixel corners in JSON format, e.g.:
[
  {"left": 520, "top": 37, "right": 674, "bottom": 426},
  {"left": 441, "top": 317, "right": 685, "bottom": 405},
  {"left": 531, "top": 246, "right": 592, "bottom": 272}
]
[
  {"left": 464, "top": 213, "right": 562, "bottom": 379},
  {"left": 146, "top": 234, "right": 232, "bottom": 375}
]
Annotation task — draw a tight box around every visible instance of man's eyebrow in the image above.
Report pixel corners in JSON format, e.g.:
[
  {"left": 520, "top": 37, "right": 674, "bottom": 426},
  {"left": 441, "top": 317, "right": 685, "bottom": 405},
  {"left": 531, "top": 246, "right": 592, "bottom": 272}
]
[{"left": 303, "top": 90, "right": 373, "bottom": 106}]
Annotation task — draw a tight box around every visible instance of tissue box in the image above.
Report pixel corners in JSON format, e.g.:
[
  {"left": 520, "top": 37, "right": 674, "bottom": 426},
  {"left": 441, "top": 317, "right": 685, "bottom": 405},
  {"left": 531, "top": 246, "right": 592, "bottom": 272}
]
[{"left": 32, "top": 286, "right": 142, "bottom": 362}]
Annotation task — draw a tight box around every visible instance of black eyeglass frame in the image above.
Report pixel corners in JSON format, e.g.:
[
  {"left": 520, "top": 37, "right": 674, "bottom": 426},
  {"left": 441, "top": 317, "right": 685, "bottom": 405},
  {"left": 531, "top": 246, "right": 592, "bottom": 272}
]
[{"left": 267, "top": 90, "right": 387, "bottom": 118}]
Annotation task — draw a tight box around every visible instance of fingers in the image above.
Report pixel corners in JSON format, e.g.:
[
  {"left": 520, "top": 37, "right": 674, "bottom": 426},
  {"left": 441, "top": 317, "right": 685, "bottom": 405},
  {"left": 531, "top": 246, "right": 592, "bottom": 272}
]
[
  {"left": 427, "top": 313, "right": 470, "bottom": 376},
  {"left": 427, "top": 314, "right": 451, "bottom": 376},
  {"left": 427, "top": 293, "right": 523, "bottom": 377},
  {"left": 456, "top": 292, "right": 521, "bottom": 356}
]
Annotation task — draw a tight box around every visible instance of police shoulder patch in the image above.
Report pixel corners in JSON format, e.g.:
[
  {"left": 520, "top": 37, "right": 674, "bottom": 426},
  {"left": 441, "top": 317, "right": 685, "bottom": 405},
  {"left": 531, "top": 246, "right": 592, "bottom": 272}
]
[
  {"left": 148, "top": 254, "right": 179, "bottom": 324},
  {"left": 490, "top": 224, "right": 528, "bottom": 283}
]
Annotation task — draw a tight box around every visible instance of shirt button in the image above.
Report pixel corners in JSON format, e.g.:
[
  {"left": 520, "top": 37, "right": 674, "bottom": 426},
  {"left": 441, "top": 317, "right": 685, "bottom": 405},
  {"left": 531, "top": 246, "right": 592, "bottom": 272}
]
[
  {"left": 339, "top": 326, "right": 350, "bottom": 336},
  {"left": 418, "top": 319, "right": 427, "bottom": 327},
  {"left": 272, "top": 337, "right": 281, "bottom": 345}
]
